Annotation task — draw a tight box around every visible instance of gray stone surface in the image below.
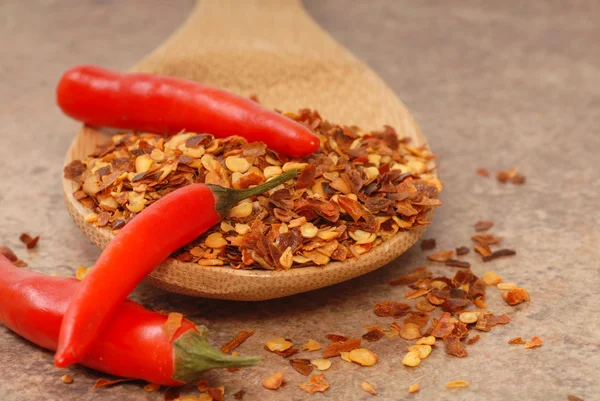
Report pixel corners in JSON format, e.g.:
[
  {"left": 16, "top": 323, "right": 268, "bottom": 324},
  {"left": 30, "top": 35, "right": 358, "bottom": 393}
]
[{"left": 0, "top": 1, "right": 598, "bottom": 400}]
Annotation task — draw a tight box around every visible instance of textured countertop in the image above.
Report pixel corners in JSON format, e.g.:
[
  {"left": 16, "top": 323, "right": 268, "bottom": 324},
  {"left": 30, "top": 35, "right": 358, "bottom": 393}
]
[{"left": 0, "top": 1, "right": 598, "bottom": 400}]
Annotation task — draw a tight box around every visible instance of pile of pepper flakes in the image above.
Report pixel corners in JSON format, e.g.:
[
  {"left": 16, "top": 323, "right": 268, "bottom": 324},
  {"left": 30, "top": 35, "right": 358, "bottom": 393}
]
[{"left": 64, "top": 109, "right": 442, "bottom": 270}]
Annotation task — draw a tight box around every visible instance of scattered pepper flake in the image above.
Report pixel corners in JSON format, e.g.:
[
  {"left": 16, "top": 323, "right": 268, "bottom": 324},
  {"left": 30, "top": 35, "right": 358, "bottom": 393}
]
[
  {"left": 303, "top": 339, "right": 322, "bottom": 351},
  {"left": 388, "top": 267, "right": 431, "bottom": 286},
  {"left": 361, "top": 381, "right": 377, "bottom": 395},
  {"left": 427, "top": 249, "right": 454, "bottom": 262},
  {"left": 263, "top": 371, "right": 285, "bottom": 390},
  {"left": 445, "top": 380, "right": 469, "bottom": 388},
  {"left": 265, "top": 338, "right": 293, "bottom": 352},
  {"left": 401, "top": 350, "right": 421, "bottom": 367},
  {"left": 445, "top": 259, "right": 471, "bottom": 268},
  {"left": 61, "top": 374, "right": 73, "bottom": 384},
  {"left": 220, "top": 330, "right": 255, "bottom": 354},
  {"left": 476, "top": 168, "right": 490, "bottom": 177},
  {"left": 92, "top": 378, "right": 134, "bottom": 389},
  {"left": 19, "top": 233, "right": 40, "bottom": 249},
  {"left": 348, "top": 348, "right": 378, "bottom": 366},
  {"left": 404, "top": 288, "right": 431, "bottom": 299},
  {"left": 467, "top": 334, "right": 481, "bottom": 345},
  {"left": 416, "top": 336, "right": 436, "bottom": 345},
  {"left": 408, "top": 383, "right": 420, "bottom": 393},
  {"left": 323, "top": 338, "right": 361, "bottom": 358},
  {"left": 420, "top": 238, "right": 436, "bottom": 251},
  {"left": 416, "top": 298, "right": 436, "bottom": 312},
  {"left": 524, "top": 336, "right": 543, "bottom": 349},
  {"left": 362, "top": 329, "right": 384, "bottom": 342},
  {"left": 163, "top": 312, "right": 184, "bottom": 342},
  {"left": 567, "top": 395, "right": 584, "bottom": 401},
  {"left": 75, "top": 266, "right": 88, "bottom": 280},
  {"left": 233, "top": 390, "right": 246, "bottom": 400},
  {"left": 482, "top": 249, "right": 516, "bottom": 262},
  {"left": 325, "top": 334, "right": 348, "bottom": 342},
  {"left": 456, "top": 246, "right": 470, "bottom": 255},
  {"left": 311, "top": 359, "right": 332, "bottom": 371},
  {"left": 196, "top": 380, "right": 210, "bottom": 392},
  {"left": 299, "top": 374, "right": 330, "bottom": 394},
  {"left": 374, "top": 300, "right": 411, "bottom": 318},
  {"left": 290, "top": 359, "right": 314, "bottom": 376},
  {"left": 497, "top": 283, "right": 518, "bottom": 290},
  {"left": 144, "top": 383, "right": 160, "bottom": 392},
  {"left": 400, "top": 323, "right": 422, "bottom": 340},
  {"left": 474, "top": 220, "right": 494, "bottom": 232},
  {"left": 508, "top": 337, "right": 525, "bottom": 345},
  {"left": 444, "top": 334, "right": 468, "bottom": 358},
  {"left": 164, "top": 388, "right": 181, "bottom": 401},
  {"left": 431, "top": 312, "right": 455, "bottom": 338},
  {"left": 482, "top": 270, "right": 503, "bottom": 285},
  {"left": 502, "top": 288, "right": 530, "bottom": 305},
  {"left": 0, "top": 246, "right": 18, "bottom": 262},
  {"left": 408, "top": 344, "right": 432, "bottom": 359}
]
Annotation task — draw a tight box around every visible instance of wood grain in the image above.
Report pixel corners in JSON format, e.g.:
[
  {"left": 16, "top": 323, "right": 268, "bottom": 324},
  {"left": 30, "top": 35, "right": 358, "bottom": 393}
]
[{"left": 62, "top": 0, "right": 436, "bottom": 300}]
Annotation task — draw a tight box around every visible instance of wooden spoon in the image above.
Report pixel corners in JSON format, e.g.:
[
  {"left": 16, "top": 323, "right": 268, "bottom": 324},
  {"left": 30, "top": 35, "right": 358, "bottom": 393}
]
[{"left": 62, "top": 0, "right": 436, "bottom": 301}]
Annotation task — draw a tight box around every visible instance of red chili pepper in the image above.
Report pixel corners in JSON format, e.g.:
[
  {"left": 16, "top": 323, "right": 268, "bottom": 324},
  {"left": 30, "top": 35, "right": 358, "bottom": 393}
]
[
  {"left": 0, "top": 255, "right": 258, "bottom": 385},
  {"left": 56, "top": 65, "right": 320, "bottom": 158},
  {"left": 55, "top": 169, "right": 298, "bottom": 368}
]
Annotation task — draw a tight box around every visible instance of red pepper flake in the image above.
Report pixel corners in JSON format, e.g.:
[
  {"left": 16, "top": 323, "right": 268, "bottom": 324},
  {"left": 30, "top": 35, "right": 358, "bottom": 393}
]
[
  {"left": 431, "top": 312, "right": 455, "bottom": 338},
  {"left": 264, "top": 345, "right": 300, "bottom": 358},
  {"left": 388, "top": 266, "right": 431, "bottom": 286},
  {"left": 445, "top": 259, "right": 471, "bottom": 268},
  {"left": 497, "top": 168, "right": 525, "bottom": 184},
  {"left": 63, "top": 160, "right": 86, "bottom": 180},
  {"left": 12, "top": 259, "right": 28, "bottom": 268},
  {"left": 474, "top": 220, "right": 494, "bottom": 232},
  {"left": 524, "top": 336, "right": 543, "bottom": 349},
  {"left": 19, "top": 233, "right": 40, "bottom": 249},
  {"left": 295, "top": 164, "right": 317, "bottom": 190},
  {"left": 467, "top": 334, "right": 480, "bottom": 345},
  {"left": 233, "top": 390, "right": 246, "bottom": 400},
  {"left": 325, "top": 334, "right": 348, "bottom": 342},
  {"left": 483, "top": 249, "right": 516, "bottom": 262},
  {"left": 163, "top": 312, "right": 184, "bottom": 342},
  {"left": 474, "top": 245, "right": 491, "bottom": 257},
  {"left": 444, "top": 333, "right": 468, "bottom": 357},
  {"left": 486, "top": 314, "right": 511, "bottom": 327},
  {"left": 92, "top": 378, "right": 134, "bottom": 389},
  {"left": 404, "top": 312, "right": 430, "bottom": 328},
  {"left": 567, "top": 396, "right": 584, "bottom": 401},
  {"left": 508, "top": 337, "right": 526, "bottom": 345},
  {"left": 404, "top": 288, "right": 431, "bottom": 300},
  {"left": 220, "top": 330, "right": 256, "bottom": 354},
  {"left": 502, "top": 288, "right": 530, "bottom": 305},
  {"left": 427, "top": 249, "right": 454, "bottom": 263},
  {"left": 472, "top": 233, "right": 503, "bottom": 246},
  {"left": 476, "top": 168, "right": 490, "bottom": 177},
  {"left": 290, "top": 359, "right": 314, "bottom": 376},
  {"left": 456, "top": 246, "right": 470, "bottom": 255},
  {"left": 299, "top": 374, "right": 330, "bottom": 394},
  {"left": 323, "top": 338, "right": 361, "bottom": 358},
  {"left": 420, "top": 238, "right": 436, "bottom": 251},
  {"left": 362, "top": 329, "right": 384, "bottom": 342},
  {"left": 143, "top": 383, "right": 160, "bottom": 392},
  {"left": 0, "top": 246, "right": 18, "bottom": 262},
  {"left": 373, "top": 300, "right": 411, "bottom": 318},
  {"left": 209, "top": 386, "right": 225, "bottom": 401}
]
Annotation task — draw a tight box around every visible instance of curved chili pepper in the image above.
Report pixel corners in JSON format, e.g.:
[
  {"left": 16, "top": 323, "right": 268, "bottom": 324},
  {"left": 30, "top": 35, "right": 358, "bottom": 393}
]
[
  {"left": 56, "top": 65, "right": 320, "bottom": 158},
  {"left": 55, "top": 169, "right": 298, "bottom": 368},
  {"left": 0, "top": 255, "right": 258, "bottom": 385}
]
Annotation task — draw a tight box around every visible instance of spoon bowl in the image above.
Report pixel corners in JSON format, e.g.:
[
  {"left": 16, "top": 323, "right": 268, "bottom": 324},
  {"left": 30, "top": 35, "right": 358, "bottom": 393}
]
[{"left": 62, "top": 0, "right": 436, "bottom": 301}]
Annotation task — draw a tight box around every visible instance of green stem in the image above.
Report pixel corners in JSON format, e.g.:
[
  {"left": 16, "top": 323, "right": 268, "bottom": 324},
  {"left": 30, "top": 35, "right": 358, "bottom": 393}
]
[
  {"left": 207, "top": 169, "right": 298, "bottom": 218},
  {"left": 172, "top": 326, "right": 260, "bottom": 383}
]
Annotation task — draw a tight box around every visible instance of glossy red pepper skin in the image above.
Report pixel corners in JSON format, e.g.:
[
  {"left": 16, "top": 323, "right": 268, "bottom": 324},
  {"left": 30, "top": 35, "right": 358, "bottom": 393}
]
[
  {"left": 56, "top": 65, "right": 320, "bottom": 158},
  {"left": 0, "top": 255, "right": 257, "bottom": 385},
  {"left": 55, "top": 170, "right": 297, "bottom": 368}
]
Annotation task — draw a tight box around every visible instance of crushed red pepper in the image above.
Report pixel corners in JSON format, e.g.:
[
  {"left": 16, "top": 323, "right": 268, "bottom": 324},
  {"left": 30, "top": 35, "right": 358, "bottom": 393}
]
[
  {"left": 220, "top": 330, "right": 256, "bottom": 354},
  {"left": 65, "top": 109, "right": 442, "bottom": 270}
]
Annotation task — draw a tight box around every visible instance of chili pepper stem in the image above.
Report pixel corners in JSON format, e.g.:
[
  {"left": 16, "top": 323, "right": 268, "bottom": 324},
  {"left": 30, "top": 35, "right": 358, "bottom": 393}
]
[
  {"left": 207, "top": 169, "right": 299, "bottom": 218},
  {"left": 172, "top": 327, "right": 260, "bottom": 383}
]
